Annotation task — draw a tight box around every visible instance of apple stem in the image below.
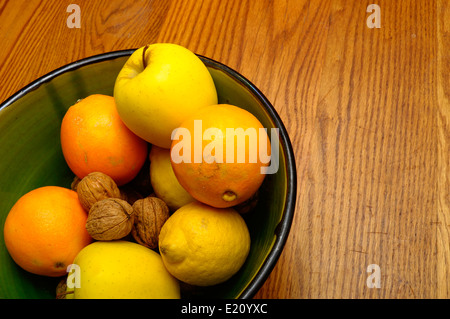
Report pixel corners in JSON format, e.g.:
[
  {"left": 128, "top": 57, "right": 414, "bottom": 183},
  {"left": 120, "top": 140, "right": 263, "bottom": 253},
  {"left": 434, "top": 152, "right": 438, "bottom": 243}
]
[{"left": 142, "top": 45, "right": 149, "bottom": 69}]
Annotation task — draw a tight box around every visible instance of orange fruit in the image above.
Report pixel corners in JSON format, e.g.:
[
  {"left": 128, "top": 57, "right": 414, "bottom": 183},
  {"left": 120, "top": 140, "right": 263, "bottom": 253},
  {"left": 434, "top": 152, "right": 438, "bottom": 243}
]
[
  {"left": 170, "top": 104, "right": 271, "bottom": 208},
  {"left": 60, "top": 94, "right": 148, "bottom": 186},
  {"left": 3, "top": 186, "right": 92, "bottom": 277}
]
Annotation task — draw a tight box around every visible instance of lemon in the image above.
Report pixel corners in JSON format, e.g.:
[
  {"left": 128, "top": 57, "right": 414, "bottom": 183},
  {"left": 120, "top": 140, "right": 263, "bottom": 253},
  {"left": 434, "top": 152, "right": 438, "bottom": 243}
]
[
  {"left": 158, "top": 201, "right": 251, "bottom": 286},
  {"left": 149, "top": 145, "right": 195, "bottom": 211},
  {"left": 68, "top": 241, "right": 180, "bottom": 299}
]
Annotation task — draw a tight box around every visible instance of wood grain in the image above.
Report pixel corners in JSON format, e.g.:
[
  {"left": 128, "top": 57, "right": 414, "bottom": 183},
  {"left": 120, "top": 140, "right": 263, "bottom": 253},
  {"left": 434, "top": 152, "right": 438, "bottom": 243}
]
[{"left": 0, "top": 0, "right": 449, "bottom": 298}]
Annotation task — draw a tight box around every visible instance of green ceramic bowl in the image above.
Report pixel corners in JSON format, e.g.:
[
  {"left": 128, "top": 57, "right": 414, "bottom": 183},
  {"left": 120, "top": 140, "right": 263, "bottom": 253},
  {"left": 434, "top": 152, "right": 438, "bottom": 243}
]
[{"left": 0, "top": 50, "right": 296, "bottom": 299}]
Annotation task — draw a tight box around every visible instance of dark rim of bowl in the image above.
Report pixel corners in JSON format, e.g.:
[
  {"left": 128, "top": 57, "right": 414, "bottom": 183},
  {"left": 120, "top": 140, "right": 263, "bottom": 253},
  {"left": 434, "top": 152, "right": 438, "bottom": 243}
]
[{"left": 0, "top": 49, "right": 297, "bottom": 299}]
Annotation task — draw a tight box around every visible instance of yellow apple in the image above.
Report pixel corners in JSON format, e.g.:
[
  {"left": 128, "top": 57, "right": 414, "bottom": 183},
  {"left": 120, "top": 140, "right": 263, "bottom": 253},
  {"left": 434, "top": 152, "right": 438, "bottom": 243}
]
[
  {"left": 66, "top": 241, "right": 180, "bottom": 299},
  {"left": 113, "top": 43, "right": 218, "bottom": 149}
]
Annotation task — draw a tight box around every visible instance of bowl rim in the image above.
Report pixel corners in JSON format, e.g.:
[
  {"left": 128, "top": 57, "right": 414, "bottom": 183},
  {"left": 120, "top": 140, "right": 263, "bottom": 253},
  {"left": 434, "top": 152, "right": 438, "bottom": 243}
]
[{"left": 0, "top": 49, "right": 297, "bottom": 299}]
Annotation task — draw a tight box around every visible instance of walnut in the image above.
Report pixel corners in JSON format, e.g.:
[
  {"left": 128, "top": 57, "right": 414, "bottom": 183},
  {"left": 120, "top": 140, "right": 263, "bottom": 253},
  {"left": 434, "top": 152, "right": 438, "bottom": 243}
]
[
  {"left": 70, "top": 176, "right": 81, "bottom": 191},
  {"left": 131, "top": 197, "right": 169, "bottom": 249},
  {"left": 56, "top": 278, "right": 68, "bottom": 299},
  {"left": 77, "top": 172, "right": 122, "bottom": 211},
  {"left": 86, "top": 198, "right": 134, "bottom": 241}
]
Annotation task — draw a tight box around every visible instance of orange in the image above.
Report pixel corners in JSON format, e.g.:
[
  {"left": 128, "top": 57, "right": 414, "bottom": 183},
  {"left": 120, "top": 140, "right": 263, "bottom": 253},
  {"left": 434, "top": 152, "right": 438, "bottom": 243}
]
[
  {"left": 3, "top": 186, "right": 92, "bottom": 277},
  {"left": 170, "top": 104, "right": 271, "bottom": 208},
  {"left": 60, "top": 94, "right": 148, "bottom": 186}
]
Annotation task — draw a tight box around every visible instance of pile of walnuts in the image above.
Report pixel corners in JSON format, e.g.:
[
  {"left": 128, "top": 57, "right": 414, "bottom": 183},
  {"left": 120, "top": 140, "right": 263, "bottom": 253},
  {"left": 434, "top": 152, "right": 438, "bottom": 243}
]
[{"left": 73, "top": 172, "right": 169, "bottom": 250}]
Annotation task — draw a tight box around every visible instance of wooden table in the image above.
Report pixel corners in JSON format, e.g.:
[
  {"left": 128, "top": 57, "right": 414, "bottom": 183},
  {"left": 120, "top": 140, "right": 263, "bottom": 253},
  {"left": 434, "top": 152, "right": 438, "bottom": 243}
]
[{"left": 0, "top": 0, "right": 449, "bottom": 299}]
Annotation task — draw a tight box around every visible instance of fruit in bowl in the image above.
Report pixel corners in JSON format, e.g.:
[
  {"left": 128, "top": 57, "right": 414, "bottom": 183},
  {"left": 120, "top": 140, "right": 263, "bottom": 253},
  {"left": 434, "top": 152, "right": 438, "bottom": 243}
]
[
  {"left": 0, "top": 44, "right": 296, "bottom": 299},
  {"left": 65, "top": 241, "right": 180, "bottom": 299},
  {"left": 3, "top": 186, "right": 92, "bottom": 278},
  {"left": 170, "top": 103, "right": 271, "bottom": 208},
  {"left": 60, "top": 94, "right": 148, "bottom": 186},
  {"left": 114, "top": 43, "right": 218, "bottom": 149},
  {"left": 159, "top": 201, "right": 251, "bottom": 287}
]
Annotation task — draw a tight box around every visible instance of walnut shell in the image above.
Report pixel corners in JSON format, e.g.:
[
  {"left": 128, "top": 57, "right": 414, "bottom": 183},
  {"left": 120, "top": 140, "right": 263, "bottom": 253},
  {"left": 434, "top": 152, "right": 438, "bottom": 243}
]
[
  {"left": 70, "top": 176, "right": 81, "bottom": 191},
  {"left": 56, "top": 278, "right": 68, "bottom": 299},
  {"left": 77, "top": 172, "right": 122, "bottom": 211},
  {"left": 86, "top": 198, "right": 134, "bottom": 241},
  {"left": 131, "top": 196, "right": 169, "bottom": 249}
]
